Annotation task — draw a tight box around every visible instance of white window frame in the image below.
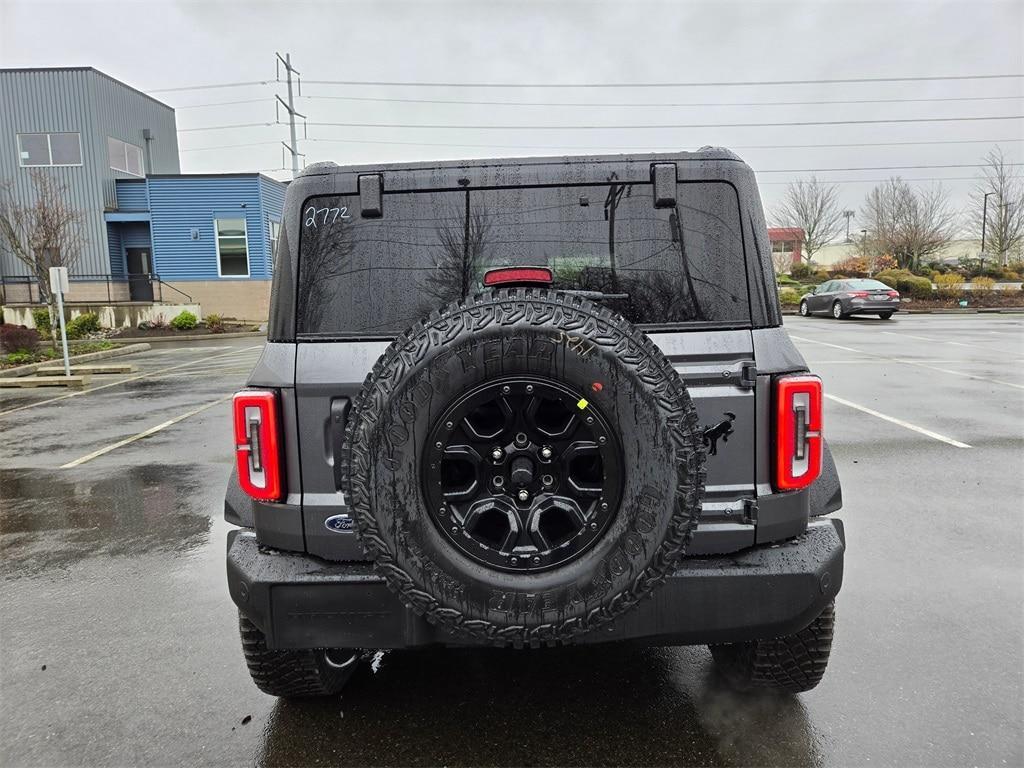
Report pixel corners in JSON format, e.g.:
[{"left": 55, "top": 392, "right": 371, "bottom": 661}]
[
  {"left": 214, "top": 217, "right": 250, "bottom": 278},
  {"left": 107, "top": 136, "right": 145, "bottom": 178},
  {"left": 17, "top": 132, "right": 83, "bottom": 168}
]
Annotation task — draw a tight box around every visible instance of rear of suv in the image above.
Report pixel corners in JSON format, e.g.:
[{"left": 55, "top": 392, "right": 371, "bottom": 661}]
[{"left": 225, "top": 150, "right": 845, "bottom": 697}]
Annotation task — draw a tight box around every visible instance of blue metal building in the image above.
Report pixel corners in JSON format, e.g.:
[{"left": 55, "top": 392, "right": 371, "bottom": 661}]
[{"left": 104, "top": 174, "right": 285, "bottom": 317}]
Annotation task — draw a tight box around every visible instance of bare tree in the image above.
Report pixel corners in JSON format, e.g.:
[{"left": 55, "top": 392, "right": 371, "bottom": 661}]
[
  {"left": 419, "top": 201, "right": 492, "bottom": 311},
  {"left": 771, "top": 177, "right": 845, "bottom": 262},
  {"left": 0, "top": 171, "right": 87, "bottom": 343},
  {"left": 860, "top": 178, "right": 958, "bottom": 271},
  {"left": 771, "top": 246, "right": 793, "bottom": 275},
  {"left": 970, "top": 147, "right": 1024, "bottom": 265}
]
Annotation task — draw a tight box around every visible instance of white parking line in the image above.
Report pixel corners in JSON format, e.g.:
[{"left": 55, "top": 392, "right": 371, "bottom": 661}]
[
  {"left": 0, "top": 345, "right": 262, "bottom": 417},
  {"left": 60, "top": 394, "right": 233, "bottom": 468},
  {"left": 791, "top": 335, "right": 1024, "bottom": 390},
  {"left": 825, "top": 394, "right": 972, "bottom": 449}
]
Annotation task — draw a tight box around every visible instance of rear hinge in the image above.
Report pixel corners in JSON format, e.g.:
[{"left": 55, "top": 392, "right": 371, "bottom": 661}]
[
  {"left": 742, "top": 498, "right": 758, "bottom": 524},
  {"left": 739, "top": 361, "right": 757, "bottom": 388}
]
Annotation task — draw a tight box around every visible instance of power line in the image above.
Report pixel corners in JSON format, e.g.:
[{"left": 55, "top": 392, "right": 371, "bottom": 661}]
[
  {"left": 305, "top": 115, "right": 1024, "bottom": 130},
  {"left": 175, "top": 99, "right": 269, "bottom": 110},
  {"left": 754, "top": 163, "right": 1024, "bottom": 173},
  {"left": 302, "top": 73, "right": 1024, "bottom": 89},
  {"left": 148, "top": 80, "right": 272, "bottom": 93},
  {"left": 302, "top": 136, "right": 1024, "bottom": 152},
  {"left": 758, "top": 176, "right": 1018, "bottom": 185},
  {"left": 180, "top": 141, "right": 283, "bottom": 152},
  {"left": 301, "top": 93, "right": 1024, "bottom": 108},
  {"left": 177, "top": 122, "right": 276, "bottom": 132}
]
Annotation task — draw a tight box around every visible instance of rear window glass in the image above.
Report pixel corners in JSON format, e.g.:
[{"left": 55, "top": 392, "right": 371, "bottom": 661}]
[
  {"left": 845, "top": 279, "right": 893, "bottom": 290},
  {"left": 296, "top": 182, "right": 749, "bottom": 336}
]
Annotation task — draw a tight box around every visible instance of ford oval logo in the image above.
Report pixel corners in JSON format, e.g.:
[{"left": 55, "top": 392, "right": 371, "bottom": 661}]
[{"left": 324, "top": 514, "right": 354, "bottom": 533}]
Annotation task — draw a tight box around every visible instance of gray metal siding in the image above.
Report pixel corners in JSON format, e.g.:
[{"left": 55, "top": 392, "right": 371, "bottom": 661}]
[{"left": 0, "top": 68, "right": 177, "bottom": 279}]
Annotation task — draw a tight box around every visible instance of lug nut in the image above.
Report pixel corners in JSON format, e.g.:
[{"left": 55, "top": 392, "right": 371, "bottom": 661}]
[
  {"left": 517, "top": 489, "right": 530, "bottom": 502},
  {"left": 533, "top": 556, "right": 541, "bottom": 565},
  {"left": 491, "top": 447, "right": 503, "bottom": 461},
  {"left": 540, "top": 446, "right": 553, "bottom": 460},
  {"left": 511, "top": 557, "right": 518, "bottom": 565}
]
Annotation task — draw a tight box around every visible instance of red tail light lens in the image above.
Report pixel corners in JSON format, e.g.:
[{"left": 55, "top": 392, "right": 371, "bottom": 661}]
[
  {"left": 483, "top": 267, "right": 553, "bottom": 286},
  {"left": 233, "top": 390, "right": 284, "bottom": 501},
  {"left": 774, "top": 375, "right": 823, "bottom": 491},
  {"left": 846, "top": 290, "right": 869, "bottom": 298},
  {"left": 887, "top": 290, "right": 900, "bottom": 298}
]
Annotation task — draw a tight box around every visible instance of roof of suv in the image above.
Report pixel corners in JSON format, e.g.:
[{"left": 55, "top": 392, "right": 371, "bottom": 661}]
[{"left": 295, "top": 147, "right": 747, "bottom": 179}]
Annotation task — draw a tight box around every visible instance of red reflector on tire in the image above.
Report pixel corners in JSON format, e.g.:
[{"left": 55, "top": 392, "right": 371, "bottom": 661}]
[
  {"left": 483, "top": 267, "right": 553, "bottom": 286},
  {"left": 774, "top": 375, "right": 823, "bottom": 491},
  {"left": 233, "top": 390, "right": 284, "bottom": 501}
]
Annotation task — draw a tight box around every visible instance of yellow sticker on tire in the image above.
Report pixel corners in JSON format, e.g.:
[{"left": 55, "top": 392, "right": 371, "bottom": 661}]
[{"left": 576, "top": 398, "right": 589, "bottom": 410}]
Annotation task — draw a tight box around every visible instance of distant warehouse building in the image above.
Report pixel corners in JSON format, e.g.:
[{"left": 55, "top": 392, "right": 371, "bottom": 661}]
[{"left": 0, "top": 67, "right": 282, "bottom": 323}]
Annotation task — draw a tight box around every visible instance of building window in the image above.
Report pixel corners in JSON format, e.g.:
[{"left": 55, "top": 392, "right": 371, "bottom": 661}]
[
  {"left": 108, "top": 137, "right": 144, "bottom": 177},
  {"left": 17, "top": 133, "right": 82, "bottom": 167},
  {"left": 269, "top": 220, "right": 281, "bottom": 269},
  {"left": 216, "top": 218, "right": 249, "bottom": 277},
  {"left": 771, "top": 240, "right": 793, "bottom": 254}
]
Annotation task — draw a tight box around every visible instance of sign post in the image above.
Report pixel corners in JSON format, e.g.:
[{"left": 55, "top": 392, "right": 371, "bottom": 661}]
[{"left": 48, "top": 267, "right": 71, "bottom": 378}]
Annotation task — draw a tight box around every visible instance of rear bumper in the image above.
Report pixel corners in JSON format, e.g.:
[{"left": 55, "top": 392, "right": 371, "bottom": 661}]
[
  {"left": 847, "top": 300, "right": 900, "bottom": 313},
  {"left": 227, "top": 518, "right": 845, "bottom": 650}
]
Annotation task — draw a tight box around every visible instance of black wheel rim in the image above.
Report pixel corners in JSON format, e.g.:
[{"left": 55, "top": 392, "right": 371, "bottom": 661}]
[{"left": 422, "top": 376, "right": 624, "bottom": 573}]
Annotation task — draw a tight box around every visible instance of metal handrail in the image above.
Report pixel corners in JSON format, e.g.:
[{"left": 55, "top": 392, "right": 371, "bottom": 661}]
[
  {"left": 151, "top": 275, "right": 192, "bottom": 303},
  {"left": 0, "top": 272, "right": 192, "bottom": 305}
]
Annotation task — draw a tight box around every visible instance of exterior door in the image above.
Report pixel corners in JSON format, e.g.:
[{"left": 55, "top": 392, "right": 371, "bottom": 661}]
[
  {"left": 126, "top": 248, "right": 154, "bottom": 302},
  {"left": 810, "top": 281, "right": 834, "bottom": 313}
]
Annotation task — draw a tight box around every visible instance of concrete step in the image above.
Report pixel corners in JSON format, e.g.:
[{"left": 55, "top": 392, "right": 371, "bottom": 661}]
[
  {"left": 36, "top": 364, "right": 136, "bottom": 375},
  {"left": 0, "top": 375, "right": 90, "bottom": 389}
]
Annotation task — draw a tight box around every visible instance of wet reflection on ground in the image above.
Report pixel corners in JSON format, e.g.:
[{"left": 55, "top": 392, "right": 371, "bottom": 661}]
[
  {"left": 256, "top": 645, "right": 821, "bottom": 768},
  {"left": 0, "top": 466, "right": 212, "bottom": 577}
]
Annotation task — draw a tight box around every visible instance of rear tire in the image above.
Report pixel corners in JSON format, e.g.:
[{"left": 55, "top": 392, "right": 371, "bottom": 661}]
[
  {"left": 878, "top": 312, "right": 893, "bottom": 320},
  {"left": 238, "top": 614, "right": 365, "bottom": 698},
  {"left": 798, "top": 300, "right": 810, "bottom": 317},
  {"left": 831, "top": 301, "right": 846, "bottom": 320},
  {"left": 708, "top": 602, "right": 835, "bottom": 694}
]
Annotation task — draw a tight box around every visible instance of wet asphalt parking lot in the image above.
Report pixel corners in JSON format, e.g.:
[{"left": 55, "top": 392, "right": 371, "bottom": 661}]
[{"left": 1, "top": 315, "right": 1022, "bottom": 768}]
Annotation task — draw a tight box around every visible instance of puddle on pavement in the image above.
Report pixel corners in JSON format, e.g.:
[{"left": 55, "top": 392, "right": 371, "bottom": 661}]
[
  {"left": 0, "top": 465, "right": 215, "bottom": 577},
  {"left": 254, "top": 645, "right": 822, "bottom": 768}
]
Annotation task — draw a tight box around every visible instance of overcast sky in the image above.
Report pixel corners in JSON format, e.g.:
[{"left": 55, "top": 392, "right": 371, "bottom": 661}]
[{"left": 2, "top": 0, "right": 1021, "bottom": 226}]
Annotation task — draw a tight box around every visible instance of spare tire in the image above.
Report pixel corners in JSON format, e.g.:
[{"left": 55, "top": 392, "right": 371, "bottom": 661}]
[{"left": 341, "top": 288, "right": 705, "bottom": 647}]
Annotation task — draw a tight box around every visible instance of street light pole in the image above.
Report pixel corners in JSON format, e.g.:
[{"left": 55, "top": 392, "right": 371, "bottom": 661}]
[{"left": 981, "top": 191, "right": 995, "bottom": 254}]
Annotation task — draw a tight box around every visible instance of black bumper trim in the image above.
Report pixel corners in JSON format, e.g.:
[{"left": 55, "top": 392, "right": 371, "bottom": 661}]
[{"left": 227, "top": 519, "right": 844, "bottom": 649}]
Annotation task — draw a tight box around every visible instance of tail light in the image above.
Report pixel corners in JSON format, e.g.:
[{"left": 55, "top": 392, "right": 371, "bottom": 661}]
[
  {"left": 887, "top": 290, "right": 900, "bottom": 298},
  {"left": 483, "top": 267, "right": 553, "bottom": 286},
  {"left": 845, "top": 290, "right": 869, "bottom": 298},
  {"left": 233, "top": 390, "right": 284, "bottom": 501},
  {"left": 774, "top": 375, "right": 823, "bottom": 491}
]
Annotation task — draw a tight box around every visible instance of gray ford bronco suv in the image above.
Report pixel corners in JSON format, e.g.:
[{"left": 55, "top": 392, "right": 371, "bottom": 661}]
[{"left": 225, "top": 150, "right": 845, "bottom": 698}]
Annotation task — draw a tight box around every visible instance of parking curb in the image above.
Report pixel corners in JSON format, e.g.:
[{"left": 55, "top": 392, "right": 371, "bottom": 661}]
[
  {"left": 0, "top": 342, "right": 151, "bottom": 378},
  {"left": 100, "top": 331, "right": 265, "bottom": 344}
]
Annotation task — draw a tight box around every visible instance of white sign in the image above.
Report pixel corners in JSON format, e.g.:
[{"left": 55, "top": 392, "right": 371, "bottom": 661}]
[{"left": 48, "top": 266, "right": 69, "bottom": 294}]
